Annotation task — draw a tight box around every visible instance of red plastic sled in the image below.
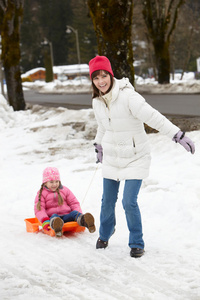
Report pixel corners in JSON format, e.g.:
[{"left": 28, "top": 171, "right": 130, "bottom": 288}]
[{"left": 24, "top": 217, "right": 85, "bottom": 237}]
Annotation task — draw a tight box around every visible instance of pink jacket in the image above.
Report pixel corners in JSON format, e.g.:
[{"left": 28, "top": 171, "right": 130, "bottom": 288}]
[{"left": 34, "top": 185, "right": 82, "bottom": 223}]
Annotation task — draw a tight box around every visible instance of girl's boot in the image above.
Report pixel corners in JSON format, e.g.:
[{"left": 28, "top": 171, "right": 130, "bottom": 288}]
[
  {"left": 50, "top": 217, "right": 64, "bottom": 237},
  {"left": 77, "top": 213, "right": 96, "bottom": 233}
]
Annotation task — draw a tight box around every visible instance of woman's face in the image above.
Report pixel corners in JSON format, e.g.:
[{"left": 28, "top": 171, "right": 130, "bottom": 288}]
[{"left": 92, "top": 70, "right": 111, "bottom": 94}]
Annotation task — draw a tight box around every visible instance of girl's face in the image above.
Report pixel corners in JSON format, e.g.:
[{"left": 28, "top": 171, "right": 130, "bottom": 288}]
[
  {"left": 92, "top": 70, "right": 111, "bottom": 95},
  {"left": 46, "top": 180, "right": 60, "bottom": 191}
]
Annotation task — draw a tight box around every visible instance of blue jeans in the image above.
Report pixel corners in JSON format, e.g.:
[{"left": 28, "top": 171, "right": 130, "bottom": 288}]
[
  {"left": 50, "top": 210, "right": 81, "bottom": 223},
  {"left": 99, "top": 178, "right": 144, "bottom": 249}
]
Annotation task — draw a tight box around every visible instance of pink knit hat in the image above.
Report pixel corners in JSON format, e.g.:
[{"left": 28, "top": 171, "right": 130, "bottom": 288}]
[
  {"left": 89, "top": 56, "right": 114, "bottom": 78},
  {"left": 42, "top": 167, "right": 60, "bottom": 183}
]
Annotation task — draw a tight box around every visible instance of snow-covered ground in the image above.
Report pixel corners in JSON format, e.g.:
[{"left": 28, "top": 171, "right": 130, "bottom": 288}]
[
  {"left": 21, "top": 68, "right": 200, "bottom": 94},
  {"left": 0, "top": 89, "right": 200, "bottom": 300}
]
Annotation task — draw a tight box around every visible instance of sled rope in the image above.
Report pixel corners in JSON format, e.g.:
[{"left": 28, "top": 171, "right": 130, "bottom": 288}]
[{"left": 81, "top": 164, "right": 99, "bottom": 206}]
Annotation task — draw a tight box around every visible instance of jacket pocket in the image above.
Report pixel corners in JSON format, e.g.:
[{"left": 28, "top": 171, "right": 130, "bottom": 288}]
[{"left": 116, "top": 138, "right": 137, "bottom": 158}]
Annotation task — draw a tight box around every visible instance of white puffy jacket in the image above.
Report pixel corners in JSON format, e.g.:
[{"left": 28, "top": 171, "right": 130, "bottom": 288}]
[{"left": 93, "top": 78, "right": 180, "bottom": 181}]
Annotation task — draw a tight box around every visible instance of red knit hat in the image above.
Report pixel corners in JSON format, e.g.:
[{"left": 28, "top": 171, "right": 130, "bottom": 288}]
[{"left": 89, "top": 56, "right": 114, "bottom": 78}]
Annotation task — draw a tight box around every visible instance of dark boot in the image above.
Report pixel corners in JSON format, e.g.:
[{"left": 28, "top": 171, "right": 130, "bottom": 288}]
[
  {"left": 96, "top": 238, "right": 108, "bottom": 249},
  {"left": 130, "top": 248, "right": 144, "bottom": 258},
  {"left": 77, "top": 213, "right": 96, "bottom": 233},
  {"left": 50, "top": 217, "right": 64, "bottom": 237}
]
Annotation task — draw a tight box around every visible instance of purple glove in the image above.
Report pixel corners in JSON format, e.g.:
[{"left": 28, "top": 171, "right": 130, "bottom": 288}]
[
  {"left": 173, "top": 131, "right": 195, "bottom": 154},
  {"left": 94, "top": 143, "right": 103, "bottom": 163}
]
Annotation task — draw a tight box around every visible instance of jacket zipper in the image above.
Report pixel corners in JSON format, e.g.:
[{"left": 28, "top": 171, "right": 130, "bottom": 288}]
[{"left": 101, "top": 96, "right": 120, "bottom": 180}]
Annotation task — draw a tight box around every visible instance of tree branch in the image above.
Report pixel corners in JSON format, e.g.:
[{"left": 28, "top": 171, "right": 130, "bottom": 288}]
[{"left": 167, "top": 0, "right": 185, "bottom": 41}]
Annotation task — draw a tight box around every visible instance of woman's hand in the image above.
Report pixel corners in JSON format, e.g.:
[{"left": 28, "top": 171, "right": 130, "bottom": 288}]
[
  {"left": 173, "top": 131, "right": 195, "bottom": 154},
  {"left": 94, "top": 143, "right": 103, "bottom": 163}
]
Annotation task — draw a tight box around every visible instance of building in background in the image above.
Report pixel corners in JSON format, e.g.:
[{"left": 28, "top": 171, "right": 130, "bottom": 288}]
[{"left": 21, "top": 64, "right": 89, "bottom": 82}]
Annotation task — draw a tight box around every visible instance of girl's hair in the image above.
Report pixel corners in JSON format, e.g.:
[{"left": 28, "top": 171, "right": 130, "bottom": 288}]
[
  {"left": 91, "top": 70, "right": 114, "bottom": 99},
  {"left": 36, "top": 182, "right": 64, "bottom": 211}
]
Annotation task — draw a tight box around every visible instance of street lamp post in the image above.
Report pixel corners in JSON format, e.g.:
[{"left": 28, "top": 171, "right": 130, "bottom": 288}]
[
  {"left": 42, "top": 38, "right": 54, "bottom": 82},
  {"left": 66, "top": 25, "right": 81, "bottom": 79},
  {"left": 0, "top": 35, "right": 6, "bottom": 98}
]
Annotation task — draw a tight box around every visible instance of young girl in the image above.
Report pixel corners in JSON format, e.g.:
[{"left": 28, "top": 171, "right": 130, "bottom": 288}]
[
  {"left": 34, "top": 167, "right": 95, "bottom": 237},
  {"left": 89, "top": 55, "right": 195, "bottom": 257}
]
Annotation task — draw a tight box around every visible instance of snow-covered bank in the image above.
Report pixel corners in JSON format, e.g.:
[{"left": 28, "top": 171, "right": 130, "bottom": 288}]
[
  {"left": 22, "top": 79, "right": 92, "bottom": 94},
  {"left": 0, "top": 94, "right": 200, "bottom": 299},
  {"left": 136, "top": 80, "right": 200, "bottom": 94},
  {"left": 21, "top": 71, "right": 200, "bottom": 94}
]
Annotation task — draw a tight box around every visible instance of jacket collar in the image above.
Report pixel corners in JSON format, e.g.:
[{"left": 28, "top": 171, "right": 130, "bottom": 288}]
[{"left": 111, "top": 77, "right": 135, "bottom": 102}]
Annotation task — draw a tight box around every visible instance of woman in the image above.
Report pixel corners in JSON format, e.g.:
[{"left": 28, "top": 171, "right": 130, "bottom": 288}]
[{"left": 89, "top": 56, "right": 195, "bottom": 257}]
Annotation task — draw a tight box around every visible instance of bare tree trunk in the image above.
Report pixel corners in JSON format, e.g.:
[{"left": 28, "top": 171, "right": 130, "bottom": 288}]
[
  {"left": 87, "top": 0, "right": 135, "bottom": 85},
  {"left": 142, "top": 0, "right": 185, "bottom": 84},
  {"left": 0, "top": 0, "right": 25, "bottom": 111},
  {"left": 4, "top": 65, "right": 25, "bottom": 110},
  {"left": 145, "top": 33, "right": 157, "bottom": 80},
  {"left": 180, "top": 26, "right": 193, "bottom": 80},
  {"left": 154, "top": 40, "right": 170, "bottom": 84}
]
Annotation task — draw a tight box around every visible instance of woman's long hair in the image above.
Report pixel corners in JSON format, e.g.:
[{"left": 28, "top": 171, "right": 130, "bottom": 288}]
[{"left": 91, "top": 70, "right": 114, "bottom": 99}]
